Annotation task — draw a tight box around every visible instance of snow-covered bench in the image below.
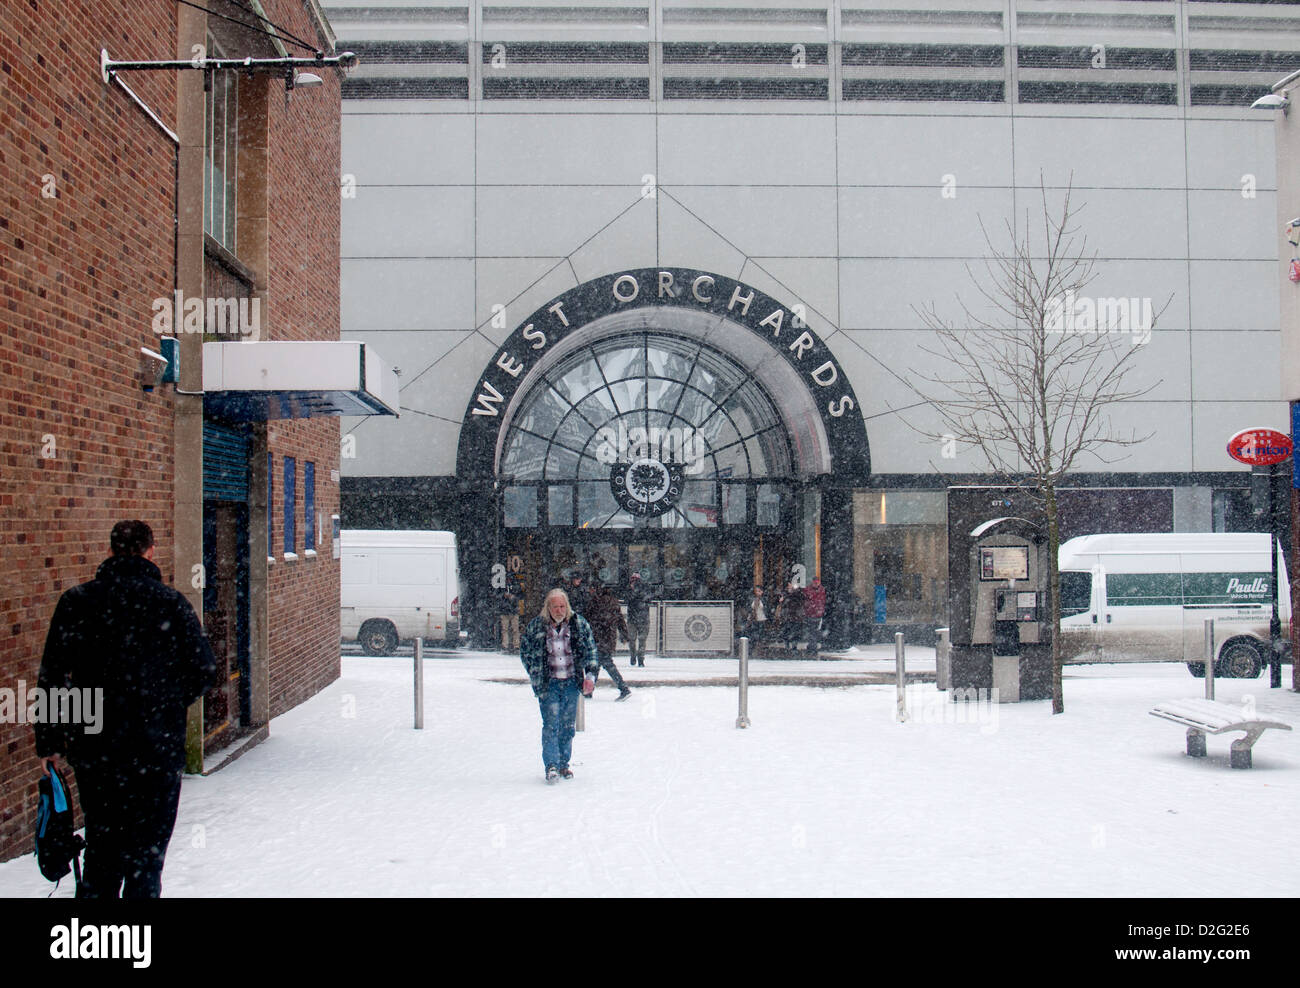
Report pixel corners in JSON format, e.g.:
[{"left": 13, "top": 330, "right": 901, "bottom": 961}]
[{"left": 1149, "top": 699, "right": 1291, "bottom": 770}]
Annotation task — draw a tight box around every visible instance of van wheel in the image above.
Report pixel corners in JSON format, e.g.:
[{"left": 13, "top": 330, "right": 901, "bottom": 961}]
[
  {"left": 1217, "top": 640, "right": 1263, "bottom": 679},
  {"left": 1186, "top": 663, "right": 1205, "bottom": 678},
  {"left": 360, "top": 622, "right": 399, "bottom": 657}
]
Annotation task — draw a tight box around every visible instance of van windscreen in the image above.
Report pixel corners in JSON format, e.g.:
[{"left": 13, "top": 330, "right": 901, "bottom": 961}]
[{"left": 1059, "top": 571, "right": 1091, "bottom": 617}]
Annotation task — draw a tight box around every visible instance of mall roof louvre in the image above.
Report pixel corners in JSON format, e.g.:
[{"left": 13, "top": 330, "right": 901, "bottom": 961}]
[
  {"left": 659, "top": 4, "right": 830, "bottom": 100},
  {"left": 1187, "top": 7, "right": 1300, "bottom": 105},
  {"left": 321, "top": 0, "right": 1300, "bottom": 104},
  {"left": 326, "top": 4, "right": 472, "bottom": 98},
  {"left": 481, "top": 39, "right": 651, "bottom": 99}
]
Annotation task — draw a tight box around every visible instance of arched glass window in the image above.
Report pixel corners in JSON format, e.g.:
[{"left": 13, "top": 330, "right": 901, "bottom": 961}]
[{"left": 499, "top": 333, "right": 794, "bottom": 528}]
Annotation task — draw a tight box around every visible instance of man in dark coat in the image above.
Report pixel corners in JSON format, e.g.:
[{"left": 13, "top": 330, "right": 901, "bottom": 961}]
[
  {"left": 586, "top": 582, "right": 632, "bottom": 701},
  {"left": 567, "top": 571, "right": 590, "bottom": 618},
  {"left": 36, "top": 520, "right": 218, "bottom": 898},
  {"left": 624, "top": 572, "right": 652, "bottom": 667}
]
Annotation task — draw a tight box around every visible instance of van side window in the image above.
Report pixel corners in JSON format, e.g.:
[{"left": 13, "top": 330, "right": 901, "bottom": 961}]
[{"left": 1059, "top": 571, "right": 1091, "bottom": 617}]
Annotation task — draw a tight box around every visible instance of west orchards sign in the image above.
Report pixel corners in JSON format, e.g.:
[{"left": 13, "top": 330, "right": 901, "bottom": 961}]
[{"left": 455, "top": 268, "right": 870, "bottom": 482}]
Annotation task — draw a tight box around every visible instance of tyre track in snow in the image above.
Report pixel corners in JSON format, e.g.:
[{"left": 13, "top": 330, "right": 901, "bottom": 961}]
[{"left": 642, "top": 735, "right": 696, "bottom": 897}]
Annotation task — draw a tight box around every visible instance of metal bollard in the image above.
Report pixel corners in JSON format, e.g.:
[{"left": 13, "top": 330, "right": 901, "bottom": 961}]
[
  {"left": 936, "top": 627, "right": 950, "bottom": 691},
  {"left": 736, "top": 636, "right": 751, "bottom": 728},
  {"left": 414, "top": 637, "right": 424, "bottom": 730},
  {"left": 1204, "top": 619, "right": 1215, "bottom": 701},
  {"left": 895, "top": 632, "right": 908, "bottom": 722}
]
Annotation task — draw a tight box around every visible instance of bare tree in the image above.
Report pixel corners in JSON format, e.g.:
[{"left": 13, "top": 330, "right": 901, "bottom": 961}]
[{"left": 909, "top": 182, "right": 1164, "bottom": 713}]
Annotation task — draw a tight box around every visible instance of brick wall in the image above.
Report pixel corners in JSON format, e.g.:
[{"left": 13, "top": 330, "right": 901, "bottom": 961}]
[
  {"left": 268, "top": 417, "right": 341, "bottom": 717},
  {"left": 0, "top": 0, "right": 180, "bottom": 861},
  {"left": 262, "top": 0, "right": 342, "bottom": 718},
  {"left": 0, "top": 0, "right": 347, "bottom": 861}
]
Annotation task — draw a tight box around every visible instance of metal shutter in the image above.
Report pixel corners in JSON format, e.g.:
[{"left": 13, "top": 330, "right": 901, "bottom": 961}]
[{"left": 203, "top": 420, "right": 250, "bottom": 502}]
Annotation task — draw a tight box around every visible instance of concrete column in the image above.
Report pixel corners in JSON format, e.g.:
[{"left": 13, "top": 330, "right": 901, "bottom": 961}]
[{"left": 176, "top": 3, "right": 207, "bottom": 773}]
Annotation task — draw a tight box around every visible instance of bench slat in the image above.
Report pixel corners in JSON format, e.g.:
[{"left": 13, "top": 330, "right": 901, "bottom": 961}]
[{"left": 1150, "top": 698, "right": 1292, "bottom": 735}]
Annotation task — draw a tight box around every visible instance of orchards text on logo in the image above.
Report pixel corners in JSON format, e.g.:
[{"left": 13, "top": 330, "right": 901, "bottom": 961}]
[{"left": 610, "top": 457, "right": 685, "bottom": 517}]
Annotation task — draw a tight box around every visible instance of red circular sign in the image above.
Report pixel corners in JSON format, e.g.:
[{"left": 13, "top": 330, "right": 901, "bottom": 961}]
[{"left": 1227, "top": 428, "right": 1293, "bottom": 466}]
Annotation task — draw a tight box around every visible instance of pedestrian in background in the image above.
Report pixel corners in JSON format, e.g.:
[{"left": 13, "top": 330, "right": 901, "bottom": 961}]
[
  {"left": 780, "top": 581, "right": 804, "bottom": 650},
  {"left": 624, "top": 572, "right": 652, "bottom": 667},
  {"left": 803, "top": 576, "right": 827, "bottom": 656},
  {"left": 520, "top": 588, "right": 599, "bottom": 783},
  {"left": 36, "top": 520, "right": 219, "bottom": 897},
  {"left": 567, "top": 571, "right": 590, "bottom": 618},
  {"left": 496, "top": 578, "right": 521, "bottom": 652},
  {"left": 746, "top": 585, "right": 769, "bottom": 641},
  {"left": 586, "top": 582, "right": 633, "bottom": 701}
]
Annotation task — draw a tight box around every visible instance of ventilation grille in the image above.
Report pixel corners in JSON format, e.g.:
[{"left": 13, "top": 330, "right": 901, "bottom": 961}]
[
  {"left": 482, "top": 41, "right": 650, "bottom": 99},
  {"left": 1018, "top": 81, "right": 1178, "bottom": 104},
  {"left": 347, "top": 41, "right": 469, "bottom": 63},
  {"left": 663, "top": 42, "right": 828, "bottom": 65},
  {"left": 482, "top": 42, "right": 649, "bottom": 63},
  {"left": 843, "top": 43, "right": 1003, "bottom": 67},
  {"left": 342, "top": 77, "right": 470, "bottom": 98},
  {"left": 326, "top": 6, "right": 471, "bottom": 100},
  {"left": 483, "top": 76, "right": 650, "bottom": 98},
  {"left": 1190, "top": 83, "right": 1274, "bottom": 105},
  {"left": 843, "top": 78, "right": 1004, "bottom": 101},
  {"left": 1017, "top": 46, "right": 1176, "bottom": 70},
  {"left": 661, "top": 41, "right": 829, "bottom": 101},
  {"left": 1189, "top": 49, "right": 1300, "bottom": 71},
  {"left": 665, "top": 77, "right": 828, "bottom": 99}
]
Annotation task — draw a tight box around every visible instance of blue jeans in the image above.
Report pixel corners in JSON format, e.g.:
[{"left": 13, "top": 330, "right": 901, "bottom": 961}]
[{"left": 538, "top": 677, "right": 581, "bottom": 771}]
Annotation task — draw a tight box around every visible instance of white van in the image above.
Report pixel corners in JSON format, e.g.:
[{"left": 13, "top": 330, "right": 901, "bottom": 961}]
[
  {"left": 340, "top": 530, "right": 461, "bottom": 655},
  {"left": 1058, "top": 533, "right": 1290, "bottom": 678}
]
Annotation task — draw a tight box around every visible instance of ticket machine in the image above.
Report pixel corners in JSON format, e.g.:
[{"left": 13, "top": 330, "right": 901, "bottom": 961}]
[{"left": 947, "top": 509, "right": 1052, "bottom": 702}]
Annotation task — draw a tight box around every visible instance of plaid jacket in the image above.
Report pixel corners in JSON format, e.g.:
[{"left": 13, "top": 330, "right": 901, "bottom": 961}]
[{"left": 520, "top": 613, "right": 600, "bottom": 698}]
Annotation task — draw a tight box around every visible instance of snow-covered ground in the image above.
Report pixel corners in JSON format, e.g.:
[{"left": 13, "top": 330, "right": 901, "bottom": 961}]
[{"left": 3, "top": 646, "right": 1297, "bottom": 897}]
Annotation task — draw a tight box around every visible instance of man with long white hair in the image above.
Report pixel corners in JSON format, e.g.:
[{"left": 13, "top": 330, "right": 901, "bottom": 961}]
[{"left": 519, "top": 588, "right": 600, "bottom": 783}]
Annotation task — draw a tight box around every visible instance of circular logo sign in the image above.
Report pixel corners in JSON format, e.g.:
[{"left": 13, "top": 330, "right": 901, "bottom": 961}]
[
  {"left": 1227, "top": 428, "right": 1293, "bottom": 466},
  {"left": 610, "top": 458, "right": 684, "bottom": 517},
  {"left": 684, "top": 614, "right": 713, "bottom": 642}
]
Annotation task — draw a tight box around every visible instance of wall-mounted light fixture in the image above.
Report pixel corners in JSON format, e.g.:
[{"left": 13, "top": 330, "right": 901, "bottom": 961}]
[{"left": 1252, "top": 67, "right": 1300, "bottom": 113}]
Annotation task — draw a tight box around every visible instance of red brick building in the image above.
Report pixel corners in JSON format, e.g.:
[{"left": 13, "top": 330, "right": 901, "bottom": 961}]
[{"left": 0, "top": 0, "right": 395, "bottom": 861}]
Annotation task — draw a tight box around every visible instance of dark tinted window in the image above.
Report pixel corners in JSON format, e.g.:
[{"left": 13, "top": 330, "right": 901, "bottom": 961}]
[{"left": 1060, "top": 571, "right": 1092, "bottom": 617}]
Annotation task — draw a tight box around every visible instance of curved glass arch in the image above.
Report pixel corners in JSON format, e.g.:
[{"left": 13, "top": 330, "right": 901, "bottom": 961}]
[{"left": 499, "top": 333, "right": 794, "bottom": 487}]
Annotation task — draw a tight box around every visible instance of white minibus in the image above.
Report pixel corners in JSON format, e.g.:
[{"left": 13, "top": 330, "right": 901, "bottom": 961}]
[{"left": 1058, "top": 532, "right": 1290, "bottom": 678}]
